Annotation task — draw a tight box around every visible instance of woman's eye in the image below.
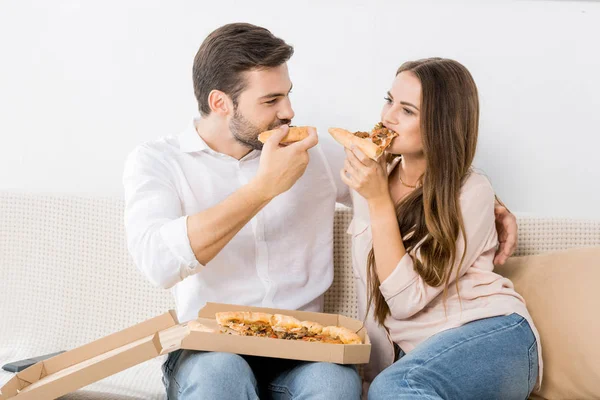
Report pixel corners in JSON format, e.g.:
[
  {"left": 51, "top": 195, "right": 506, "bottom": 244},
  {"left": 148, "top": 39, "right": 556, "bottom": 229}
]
[
  {"left": 403, "top": 108, "right": 413, "bottom": 115},
  {"left": 384, "top": 96, "right": 392, "bottom": 104}
]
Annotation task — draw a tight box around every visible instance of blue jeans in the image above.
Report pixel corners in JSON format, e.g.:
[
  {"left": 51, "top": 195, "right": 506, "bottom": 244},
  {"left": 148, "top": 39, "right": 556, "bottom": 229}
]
[
  {"left": 162, "top": 350, "right": 362, "bottom": 399},
  {"left": 369, "top": 313, "right": 539, "bottom": 400}
]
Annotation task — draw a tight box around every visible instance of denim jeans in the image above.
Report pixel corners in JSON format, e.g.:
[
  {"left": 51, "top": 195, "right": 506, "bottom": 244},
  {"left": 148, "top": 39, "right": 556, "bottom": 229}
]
[
  {"left": 162, "top": 349, "right": 362, "bottom": 399},
  {"left": 369, "top": 313, "right": 539, "bottom": 400}
]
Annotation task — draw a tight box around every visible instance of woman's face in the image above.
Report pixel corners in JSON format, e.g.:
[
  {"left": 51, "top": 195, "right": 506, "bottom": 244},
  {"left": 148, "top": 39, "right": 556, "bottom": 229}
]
[{"left": 381, "top": 71, "right": 424, "bottom": 156}]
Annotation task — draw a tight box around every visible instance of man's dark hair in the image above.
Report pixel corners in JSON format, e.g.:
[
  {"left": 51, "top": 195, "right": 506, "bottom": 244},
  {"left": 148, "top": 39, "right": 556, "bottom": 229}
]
[{"left": 193, "top": 23, "right": 294, "bottom": 116}]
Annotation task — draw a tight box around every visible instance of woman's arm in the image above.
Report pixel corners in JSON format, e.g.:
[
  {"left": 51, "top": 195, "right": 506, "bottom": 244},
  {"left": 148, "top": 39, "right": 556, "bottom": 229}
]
[
  {"left": 340, "top": 147, "right": 498, "bottom": 320},
  {"left": 377, "top": 180, "right": 497, "bottom": 319},
  {"left": 367, "top": 195, "right": 407, "bottom": 283}
]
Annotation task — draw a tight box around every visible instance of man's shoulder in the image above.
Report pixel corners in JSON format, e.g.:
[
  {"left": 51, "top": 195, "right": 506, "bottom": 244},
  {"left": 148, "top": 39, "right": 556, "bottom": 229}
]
[{"left": 127, "top": 135, "right": 181, "bottom": 164}]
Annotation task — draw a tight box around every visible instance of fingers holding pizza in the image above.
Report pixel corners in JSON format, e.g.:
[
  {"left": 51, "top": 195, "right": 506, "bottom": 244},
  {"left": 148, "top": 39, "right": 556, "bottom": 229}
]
[
  {"left": 328, "top": 122, "right": 397, "bottom": 161},
  {"left": 333, "top": 123, "right": 394, "bottom": 201}
]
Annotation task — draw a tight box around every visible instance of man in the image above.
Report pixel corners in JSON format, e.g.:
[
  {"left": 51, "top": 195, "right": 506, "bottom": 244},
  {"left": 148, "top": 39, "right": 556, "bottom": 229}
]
[
  {"left": 123, "top": 23, "right": 517, "bottom": 399},
  {"left": 123, "top": 23, "right": 359, "bottom": 399}
]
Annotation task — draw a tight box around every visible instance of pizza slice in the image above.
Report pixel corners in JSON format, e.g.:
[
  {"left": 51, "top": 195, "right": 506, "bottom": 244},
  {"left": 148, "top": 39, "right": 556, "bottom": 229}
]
[
  {"left": 328, "top": 122, "right": 398, "bottom": 160},
  {"left": 215, "top": 311, "right": 274, "bottom": 337},
  {"left": 271, "top": 314, "right": 309, "bottom": 340},
  {"left": 258, "top": 126, "right": 314, "bottom": 144},
  {"left": 320, "top": 326, "right": 363, "bottom": 345},
  {"left": 215, "top": 311, "right": 363, "bottom": 344}
]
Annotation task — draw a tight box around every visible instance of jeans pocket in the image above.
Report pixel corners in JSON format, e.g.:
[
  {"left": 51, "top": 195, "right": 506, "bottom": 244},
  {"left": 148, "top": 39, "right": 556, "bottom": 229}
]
[
  {"left": 527, "top": 340, "right": 539, "bottom": 395},
  {"left": 163, "top": 350, "right": 183, "bottom": 377}
]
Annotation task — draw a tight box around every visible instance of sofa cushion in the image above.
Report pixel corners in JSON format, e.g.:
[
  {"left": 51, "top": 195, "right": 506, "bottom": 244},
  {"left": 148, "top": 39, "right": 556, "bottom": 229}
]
[{"left": 495, "top": 247, "right": 600, "bottom": 399}]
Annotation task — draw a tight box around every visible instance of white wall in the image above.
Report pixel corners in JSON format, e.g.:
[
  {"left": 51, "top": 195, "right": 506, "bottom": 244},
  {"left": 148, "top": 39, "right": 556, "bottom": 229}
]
[{"left": 1, "top": 0, "right": 599, "bottom": 218}]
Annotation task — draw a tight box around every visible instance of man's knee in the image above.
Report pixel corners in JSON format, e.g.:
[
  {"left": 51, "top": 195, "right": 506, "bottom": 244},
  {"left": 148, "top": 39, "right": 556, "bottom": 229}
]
[
  {"left": 181, "top": 351, "right": 252, "bottom": 376},
  {"left": 295, "top": 362, "right": 361, "bottom": 399},
  {"left": 172, "top": 351, "right": 257, "bottom": 398}
]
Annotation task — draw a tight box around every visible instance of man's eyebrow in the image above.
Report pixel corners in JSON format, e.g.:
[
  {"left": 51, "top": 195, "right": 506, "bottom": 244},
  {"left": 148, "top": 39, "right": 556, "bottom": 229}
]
[{"left": 260, "top": 83, "right": 293, "bottom": 100}]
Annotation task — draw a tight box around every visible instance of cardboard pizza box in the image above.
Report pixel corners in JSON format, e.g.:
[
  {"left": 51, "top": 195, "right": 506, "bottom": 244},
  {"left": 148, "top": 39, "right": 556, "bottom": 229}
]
[
  {"left": 184, "top": 302, "right": 372, "bottom": 365},
  {"left": 0, "top": 303, "right": 371, "bottom": 399},
  {"left": 0, "top": 311, "right": 179, "bottom": 400}
]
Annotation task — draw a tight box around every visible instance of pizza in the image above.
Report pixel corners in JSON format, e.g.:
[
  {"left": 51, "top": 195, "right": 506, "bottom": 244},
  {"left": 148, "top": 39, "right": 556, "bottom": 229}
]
[
  {"left": 328, "top": 122, "right": 398, "bottom": 160},
  {"left": 215, "top": 311, "right": 362, "bottom": 344},
  {"left": 258, "top": 126, "right": 314, "bottom": 144}
]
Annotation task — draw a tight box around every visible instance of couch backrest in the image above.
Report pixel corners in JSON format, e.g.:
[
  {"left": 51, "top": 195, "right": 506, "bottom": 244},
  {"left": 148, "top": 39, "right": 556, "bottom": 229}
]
[{"left": 1, "top": 192, "right": 599, "bottom": 352}]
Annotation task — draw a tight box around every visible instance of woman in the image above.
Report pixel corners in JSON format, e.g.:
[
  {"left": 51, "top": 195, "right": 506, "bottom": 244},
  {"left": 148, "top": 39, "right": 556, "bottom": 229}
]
[{"left": 341, "top": 58, "right": 542, "bottom": 399}]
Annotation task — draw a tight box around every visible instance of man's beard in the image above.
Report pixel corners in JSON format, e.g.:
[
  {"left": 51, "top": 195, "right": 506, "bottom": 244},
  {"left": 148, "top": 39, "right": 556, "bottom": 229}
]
[{"left": 229, "top": 109, "right": 291, "bottom": 151}]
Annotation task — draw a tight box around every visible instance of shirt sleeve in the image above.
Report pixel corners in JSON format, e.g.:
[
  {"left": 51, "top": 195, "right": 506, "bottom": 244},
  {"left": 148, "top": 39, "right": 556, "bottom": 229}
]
[
  {"left": 122, "top": 144, "right": 203, "bottom": 289},
  {"left": 318, "top": 133, "right": 352, "bottom": 207},
  {"left": 379, "top": 177, "right": 497, "bottom": 320}
]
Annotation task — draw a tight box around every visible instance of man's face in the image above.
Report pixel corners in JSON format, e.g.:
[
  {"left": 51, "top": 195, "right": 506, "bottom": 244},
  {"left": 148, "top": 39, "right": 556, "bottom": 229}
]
[{"left": 229, "top": 64, "right": 295, "bottom": 150}]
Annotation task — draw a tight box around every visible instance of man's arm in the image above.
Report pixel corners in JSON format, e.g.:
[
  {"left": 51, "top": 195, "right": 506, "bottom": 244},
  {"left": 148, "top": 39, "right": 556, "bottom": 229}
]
[
  {"left": 188, "top": 126, "right": 318, "bottom": 264},
  {"left": 494, "top": 196, "right": 518, "bottom": 265},
  {"left": 123, "top": 126, "right": 318, "bottom": 289},
  {"left": 186, "top": 180, "right": 271, "bottom": 265},
  {"left": 318, "top": 133, "right": 352, "bottom": 207}
]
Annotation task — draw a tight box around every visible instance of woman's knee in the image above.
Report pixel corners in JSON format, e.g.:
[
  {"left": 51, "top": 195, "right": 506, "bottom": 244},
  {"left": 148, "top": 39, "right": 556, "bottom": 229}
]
[{"left": 368, "top": 363, "right": 441, "bottom": 400}]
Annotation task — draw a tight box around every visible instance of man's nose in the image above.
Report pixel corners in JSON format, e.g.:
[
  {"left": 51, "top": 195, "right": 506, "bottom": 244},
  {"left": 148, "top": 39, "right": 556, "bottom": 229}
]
[{"left": 278, "top": 98, "right": 295, "bottom": 121}]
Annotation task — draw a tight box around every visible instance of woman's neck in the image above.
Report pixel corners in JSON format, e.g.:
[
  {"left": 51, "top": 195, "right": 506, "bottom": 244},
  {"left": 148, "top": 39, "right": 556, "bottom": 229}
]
[{"left": 399, "top": 153, "right": 426, "bottom": 187}]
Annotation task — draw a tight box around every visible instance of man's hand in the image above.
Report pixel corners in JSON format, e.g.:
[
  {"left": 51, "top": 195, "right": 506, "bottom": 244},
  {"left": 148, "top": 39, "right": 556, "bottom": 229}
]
[
  {"left": 254, "top": 125, "right": 318, "bottom": 200},
  {"left": 494, "top": 204, "right": 518, "bottom": 265}
]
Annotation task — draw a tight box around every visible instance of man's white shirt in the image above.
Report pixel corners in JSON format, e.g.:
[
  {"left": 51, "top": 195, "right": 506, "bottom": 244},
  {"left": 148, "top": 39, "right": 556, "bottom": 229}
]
[{"left": 123, "top": 119, "right": 349, "bottom": 322}]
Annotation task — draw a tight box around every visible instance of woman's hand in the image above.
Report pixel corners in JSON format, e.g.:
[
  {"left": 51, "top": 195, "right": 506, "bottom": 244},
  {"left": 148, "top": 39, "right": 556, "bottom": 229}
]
[{"left": 340, "top": 146, "right": 390, "bottom": 204}]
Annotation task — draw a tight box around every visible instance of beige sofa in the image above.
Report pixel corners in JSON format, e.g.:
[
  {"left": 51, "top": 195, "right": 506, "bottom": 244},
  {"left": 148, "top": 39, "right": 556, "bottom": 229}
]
[{"left": 1, "top": 192, "right": 599, "bottom": 399}]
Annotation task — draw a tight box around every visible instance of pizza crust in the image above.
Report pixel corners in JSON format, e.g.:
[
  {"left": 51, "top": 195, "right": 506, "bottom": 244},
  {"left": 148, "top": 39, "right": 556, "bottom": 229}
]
[
  {"left": 328, "top": 127, "right": 382, "bottom": 160},
  {"left": 328, "top": 123, "right": 398, "bottom": 160},
  {"left": 258, "top": 126, "right": 314, "bottom": 144}
]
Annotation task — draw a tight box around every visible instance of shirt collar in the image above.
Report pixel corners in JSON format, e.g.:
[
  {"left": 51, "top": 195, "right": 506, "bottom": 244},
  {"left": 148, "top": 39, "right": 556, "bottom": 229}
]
[
  {"left": 178, "top": 118, "right": 261, "bottom": 162},
  {"left": 178, "top": 118, "right": 210, "bottom": 153},
  {"left": 387, "top": 155, "right": 402, "bottom": 176}
]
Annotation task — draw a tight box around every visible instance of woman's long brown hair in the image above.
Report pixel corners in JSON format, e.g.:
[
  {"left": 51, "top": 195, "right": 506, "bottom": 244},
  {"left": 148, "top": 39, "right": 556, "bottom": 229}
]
[{"left": 367, "top": 58, "right": 480, "bottom": 325}]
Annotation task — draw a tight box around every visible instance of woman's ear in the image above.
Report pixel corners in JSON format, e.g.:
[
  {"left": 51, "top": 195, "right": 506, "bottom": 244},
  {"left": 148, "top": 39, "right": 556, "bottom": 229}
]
[{"left": 207, "top": 90, "right": 233, "bottom": 116}]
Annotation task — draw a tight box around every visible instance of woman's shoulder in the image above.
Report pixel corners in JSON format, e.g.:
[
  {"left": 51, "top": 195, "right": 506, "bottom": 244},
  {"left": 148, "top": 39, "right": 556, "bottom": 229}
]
[{"left": 460, "top": 170, "right": 495, "bottom": 203}]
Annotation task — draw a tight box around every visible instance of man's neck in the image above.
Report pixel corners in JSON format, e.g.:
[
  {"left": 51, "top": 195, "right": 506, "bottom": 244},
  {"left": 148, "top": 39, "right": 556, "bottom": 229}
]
[{"left": 195, "top": 118, "right": 254, "bottom": 160}]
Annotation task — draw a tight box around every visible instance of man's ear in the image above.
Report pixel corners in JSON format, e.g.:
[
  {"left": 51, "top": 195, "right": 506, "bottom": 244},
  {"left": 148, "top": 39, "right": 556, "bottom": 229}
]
[{"left": 207, "top": 90, "right": 234, "bottom": 116}]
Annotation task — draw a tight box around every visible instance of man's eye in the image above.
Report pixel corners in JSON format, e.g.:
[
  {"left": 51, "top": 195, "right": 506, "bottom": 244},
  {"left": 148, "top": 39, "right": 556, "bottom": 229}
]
[{"left": 265, "top": 99, "right": 277, "bottom": 105}]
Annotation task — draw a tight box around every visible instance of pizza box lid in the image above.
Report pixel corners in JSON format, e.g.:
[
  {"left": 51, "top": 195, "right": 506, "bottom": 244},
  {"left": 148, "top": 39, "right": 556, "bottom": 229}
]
[{"left": 0, "top": 311, "right": 179, "bottom": 400}]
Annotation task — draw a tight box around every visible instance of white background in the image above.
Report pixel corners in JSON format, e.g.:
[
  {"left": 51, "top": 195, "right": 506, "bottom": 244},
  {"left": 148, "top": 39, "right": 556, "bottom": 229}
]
[{"left": 1, "top": 0, "right": 598, "bottom": 218}]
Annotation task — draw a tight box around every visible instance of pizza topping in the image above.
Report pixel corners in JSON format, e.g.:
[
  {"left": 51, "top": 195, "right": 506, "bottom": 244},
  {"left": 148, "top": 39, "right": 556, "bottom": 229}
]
[
  {"left": 354, "top": 131, "right": 370, "bottom": 139},
  {"left": 302, "top": 335, "right": 344, "bottom": 344},
  {"left": 215, "top": 311, "right": 362, "bottom": 344},
  {"left": 350, "top": 123, "right": 397, "bottom": 149}
]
